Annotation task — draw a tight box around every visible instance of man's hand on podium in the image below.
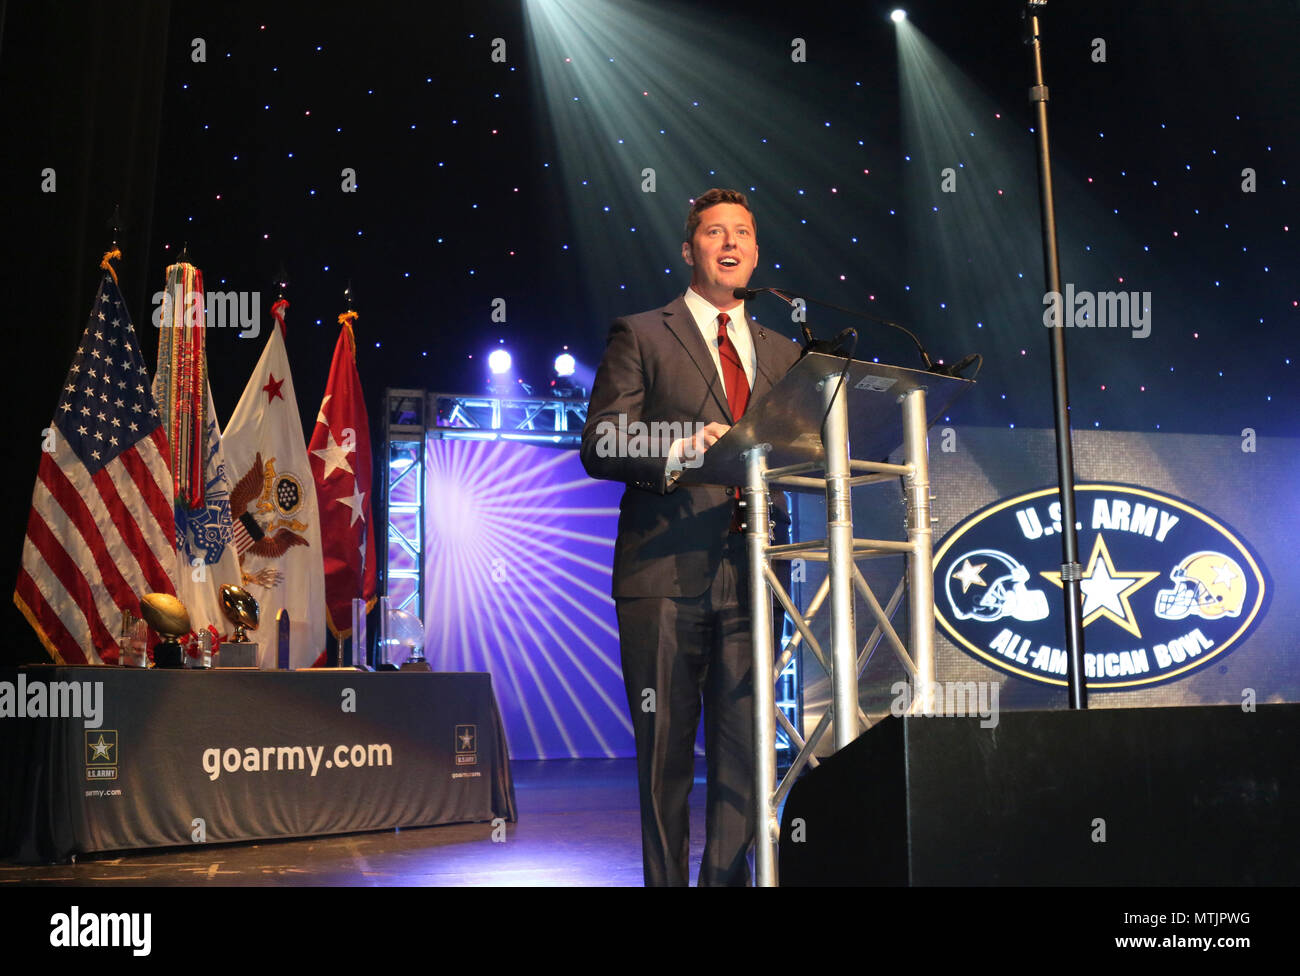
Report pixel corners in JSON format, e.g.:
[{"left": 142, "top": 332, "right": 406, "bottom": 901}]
[{"left": 667, "top": 421, "right": 731, "bottom": 481}]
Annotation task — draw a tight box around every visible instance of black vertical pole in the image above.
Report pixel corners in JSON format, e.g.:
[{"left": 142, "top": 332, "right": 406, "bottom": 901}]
[{"left": 1025, "top": 2, "right": 1087, "bottom": 709}]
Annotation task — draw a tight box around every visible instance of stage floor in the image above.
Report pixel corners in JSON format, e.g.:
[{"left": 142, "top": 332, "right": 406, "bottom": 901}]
[{"left": 1, "top": 758, "right": 714, "bottom": 887}]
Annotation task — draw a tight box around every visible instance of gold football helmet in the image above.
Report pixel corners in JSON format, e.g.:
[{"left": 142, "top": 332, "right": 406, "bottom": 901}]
[{"left": 1154, "top": 551, "right": 1246, "bottom": 620}]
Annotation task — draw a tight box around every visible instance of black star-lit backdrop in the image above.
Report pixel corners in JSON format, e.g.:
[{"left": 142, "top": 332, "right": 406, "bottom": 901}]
[
  {"left": 138, "top": 0, "right": 1296, "bottom": 434},
  {"left": 2, "top": 0, "right": 1296, "bottom": 660}
]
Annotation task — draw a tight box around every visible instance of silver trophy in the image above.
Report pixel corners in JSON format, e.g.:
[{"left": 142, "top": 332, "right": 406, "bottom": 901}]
[{"left": 217, "top": 584, "right": 260, "bottom": 668}]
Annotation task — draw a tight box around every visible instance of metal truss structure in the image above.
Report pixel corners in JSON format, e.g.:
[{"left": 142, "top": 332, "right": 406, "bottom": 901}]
[
  {"left": 742, "top": 381, "right": 935, "bottom": 887},
  {"left": 430, "top": 392, "right": 588, "bottom": 446},
  {"left": 383, "top": 389, "right": 590, "bottom": 614}
]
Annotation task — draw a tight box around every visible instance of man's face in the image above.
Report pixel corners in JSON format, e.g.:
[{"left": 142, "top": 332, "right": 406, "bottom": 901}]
[{"left": 682, "top": 202, "right": 758, "bottom": 308}]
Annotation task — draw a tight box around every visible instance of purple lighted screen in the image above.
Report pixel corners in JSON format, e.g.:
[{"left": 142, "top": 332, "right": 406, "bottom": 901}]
[{"left": 422, "top": 438, "right": 634, "bottom": 759}]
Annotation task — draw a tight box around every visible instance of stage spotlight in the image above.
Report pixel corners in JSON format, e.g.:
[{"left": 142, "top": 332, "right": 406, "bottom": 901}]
[
  {"left": 891, "top": 9, "right": 907, "bottom": 22},
  {"left": 488, "top": 348, "right": 513, "bottom": 374},
  {"left": 554, "top": 352, "right": 576, "bottom": 377}
]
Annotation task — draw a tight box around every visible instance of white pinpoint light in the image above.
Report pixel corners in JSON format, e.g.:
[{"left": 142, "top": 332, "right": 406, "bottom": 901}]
[
  {"left": 488, "top": 349, "right": 512, "bottom": 374},
  {"left": 891, "top": 9, "right": 907, "bottom": 22}
]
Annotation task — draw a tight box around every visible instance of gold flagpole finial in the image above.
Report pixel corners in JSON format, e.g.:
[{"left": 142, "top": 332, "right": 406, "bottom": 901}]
[
  {"left": 99, "top": 249, "right": 122, "bottom": 286},
  {"left": 338, "top": 309, "right": 359, "bottom": 361}
]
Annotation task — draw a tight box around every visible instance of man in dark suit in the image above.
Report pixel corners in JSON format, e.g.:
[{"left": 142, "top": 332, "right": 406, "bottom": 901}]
[{"left": 581, "top": 188, "right": 802, "bottom": 885}]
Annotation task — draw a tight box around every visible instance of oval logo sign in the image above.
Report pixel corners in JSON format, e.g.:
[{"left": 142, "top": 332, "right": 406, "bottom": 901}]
[{"left": 933, "top": 484, "right": 1269, "bottom": 689}]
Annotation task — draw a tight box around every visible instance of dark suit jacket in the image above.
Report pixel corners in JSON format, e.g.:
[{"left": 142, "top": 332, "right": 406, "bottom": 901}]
[{"left": 581, "top": 294, "right": 803, "bottom": 599}]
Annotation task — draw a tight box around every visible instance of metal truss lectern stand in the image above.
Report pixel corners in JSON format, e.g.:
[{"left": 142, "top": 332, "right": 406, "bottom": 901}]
[{"left": 682, "top": 351, "right": 972, "bottom": 886}]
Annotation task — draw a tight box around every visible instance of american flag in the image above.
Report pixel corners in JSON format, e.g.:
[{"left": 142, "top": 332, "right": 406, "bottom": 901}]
[{"left": 14, "top": 272, "right": 177, "bottom": 664}]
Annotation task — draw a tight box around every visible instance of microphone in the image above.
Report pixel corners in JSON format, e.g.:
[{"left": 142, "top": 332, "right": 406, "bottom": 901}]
[
  {"left": 740, "top": 284, "right": 978, "bottom": 377},
  {"left": 734, "top": 287, "right": 814, "bottom": 345},
  {"left": 929, "top": 352, "right": 982, "bottom": 378}
]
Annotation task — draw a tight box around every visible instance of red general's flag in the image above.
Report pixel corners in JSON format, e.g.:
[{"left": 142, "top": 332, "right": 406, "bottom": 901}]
[
  {"left": 308, "top": 310, "right": 377, "bottom": 639},
  {"left": 15, "top": 261, "right": 178, "bottom": 664}
]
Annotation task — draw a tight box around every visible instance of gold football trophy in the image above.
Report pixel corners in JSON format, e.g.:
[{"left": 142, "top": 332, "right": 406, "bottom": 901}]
[
  {"left": 218, "top": 584, "right": 260, "bottom": 668},
  {"left": 139, "top": 593, "right": 191, "bottom": 668}
]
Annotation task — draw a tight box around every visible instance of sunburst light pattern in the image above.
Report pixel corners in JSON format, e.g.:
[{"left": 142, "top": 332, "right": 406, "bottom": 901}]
[{"left": 423, "top": 438, "right": 632, "bottom": 759}]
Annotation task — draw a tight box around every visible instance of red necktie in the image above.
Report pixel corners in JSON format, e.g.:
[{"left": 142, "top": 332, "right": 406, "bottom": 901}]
[
  {"left": 717, "top": 312, "right": 750, "bottom": 420},
  {"left": 717, "top": 312, "right": 751, "bottom": 533}
]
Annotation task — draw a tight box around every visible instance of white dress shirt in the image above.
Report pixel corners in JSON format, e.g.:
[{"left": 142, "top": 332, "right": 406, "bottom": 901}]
[
  {"left": 682, "top": 286, "right": 756, "bottom": 390},
  {"left": 666, "top": 287, "right": 758, "bottom": 478}
]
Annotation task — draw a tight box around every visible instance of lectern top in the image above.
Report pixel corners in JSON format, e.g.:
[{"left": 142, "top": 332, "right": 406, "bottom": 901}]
[{"left": 679, "top": 352, "right": 972, "bottom": 486}]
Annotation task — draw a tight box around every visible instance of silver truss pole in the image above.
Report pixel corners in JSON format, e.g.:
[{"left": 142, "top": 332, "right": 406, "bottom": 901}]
[
  {"left": 822, "top": 376, "right": 858, "bottom": 750},
  {"left": 901, "top": 388, "right": 936, "bottom": 709},
  {"left": 743, "top": 444, "right": 778, "bottom": 888}
]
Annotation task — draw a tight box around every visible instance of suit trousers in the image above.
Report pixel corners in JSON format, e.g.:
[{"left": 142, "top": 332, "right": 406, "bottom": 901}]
[{"left": 616, "top": 535, "right": 758, "bottom": 887}]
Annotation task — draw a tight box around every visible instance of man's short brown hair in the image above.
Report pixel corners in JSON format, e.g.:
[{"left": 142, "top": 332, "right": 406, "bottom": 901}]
[{"left": 684, "top": 188, "right": 756, "bottom": 244}]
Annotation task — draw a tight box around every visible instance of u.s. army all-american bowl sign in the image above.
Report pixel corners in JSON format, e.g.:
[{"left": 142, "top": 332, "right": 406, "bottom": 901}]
[{"left": 933, "top": 484, "right": 1269, "bottom": 690}]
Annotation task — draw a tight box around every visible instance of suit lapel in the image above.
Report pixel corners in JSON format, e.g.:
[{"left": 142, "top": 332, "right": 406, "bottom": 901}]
[
  {"left": 662, "top": 296, "right": 732, "bottom": 420},
  {"left": 747, "top": 313, "right": 792, "bottom": 405}
]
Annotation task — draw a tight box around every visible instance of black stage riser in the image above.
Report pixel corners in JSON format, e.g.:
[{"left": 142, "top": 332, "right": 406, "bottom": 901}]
[{"left": 778, "top": 703, "right": 1300, "bottom": 885}]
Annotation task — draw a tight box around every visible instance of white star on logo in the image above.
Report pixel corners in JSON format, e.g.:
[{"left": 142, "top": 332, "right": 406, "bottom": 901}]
[
  {"left": 1040, "top": 535, "right": 1159, "bottom": 639},
  {"left": 89, "top": 735, "right": 112, "bottom": 760},
  {"left": 1078, "top": 558, "right": 1135, "bottom": 619},
  {"left": 952, "top": 559, "right": 987, "bottom": 593}
]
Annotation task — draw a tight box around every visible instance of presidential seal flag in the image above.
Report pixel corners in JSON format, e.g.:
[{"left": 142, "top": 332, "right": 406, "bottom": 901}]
[
  {"left": 309, "top": 310, "right": 376, "bottom": 640},
  {"left": 15, "top": 257, "right": 178, "bottom": 664},
  {"left": 151, "top": 262, "right": 243, "bottom": 638},
  {"left": 222, "top": 299, "right": 326, "bottom": 668}
]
